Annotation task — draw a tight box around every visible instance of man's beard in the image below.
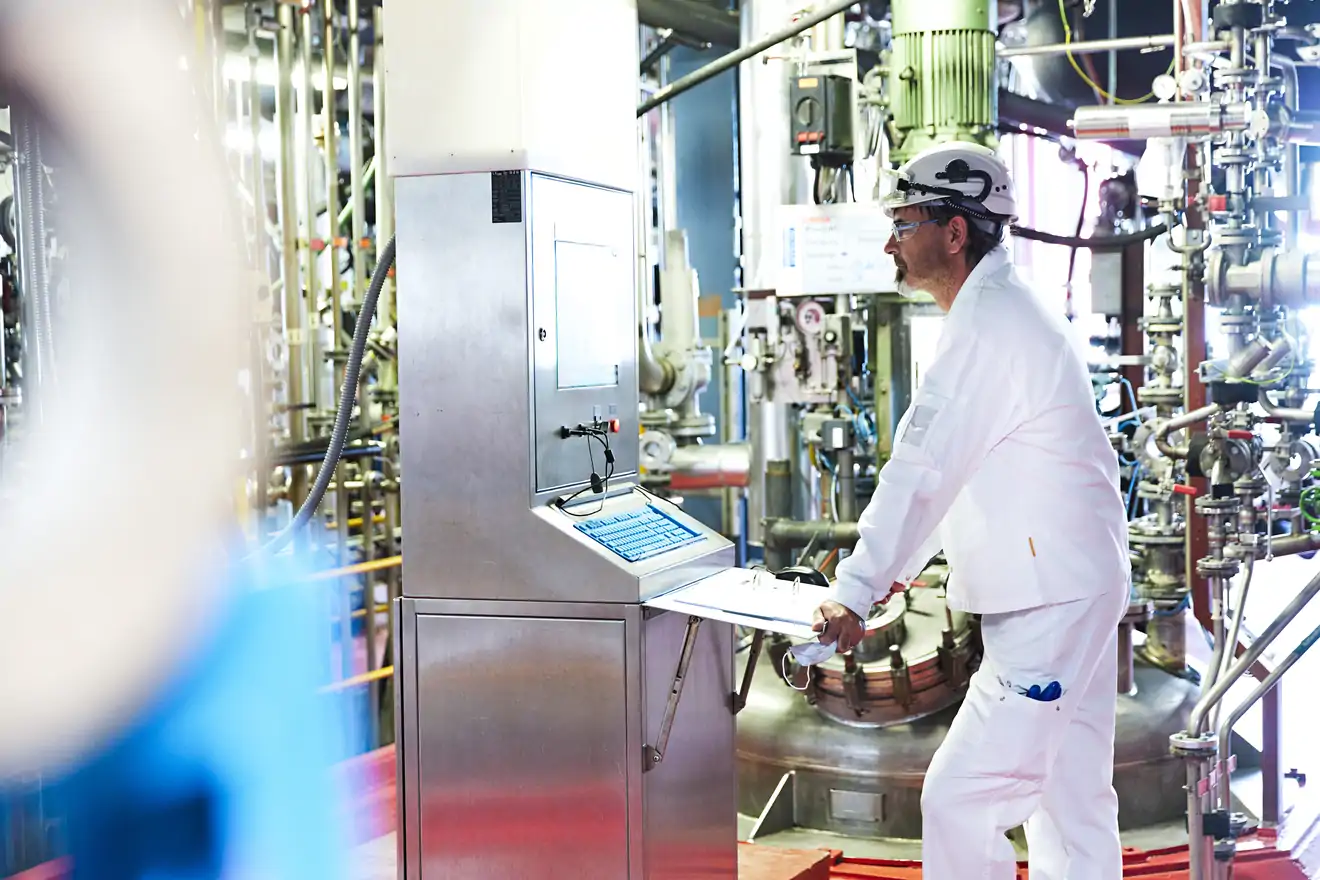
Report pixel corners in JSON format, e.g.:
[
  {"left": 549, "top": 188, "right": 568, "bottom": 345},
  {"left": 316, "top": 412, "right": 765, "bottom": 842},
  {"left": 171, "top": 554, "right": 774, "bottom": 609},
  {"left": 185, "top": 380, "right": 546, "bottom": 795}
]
[{"left": 894, "top": 258, "right": 920, "bottom": 298}]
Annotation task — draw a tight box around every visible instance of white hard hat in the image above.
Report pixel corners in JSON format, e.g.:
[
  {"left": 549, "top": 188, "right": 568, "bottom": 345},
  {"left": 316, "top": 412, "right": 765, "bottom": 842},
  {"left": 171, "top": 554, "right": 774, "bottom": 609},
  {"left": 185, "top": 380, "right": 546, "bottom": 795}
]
[{"left": 881, "top": 142, "right": 1019, "bottom": 225}]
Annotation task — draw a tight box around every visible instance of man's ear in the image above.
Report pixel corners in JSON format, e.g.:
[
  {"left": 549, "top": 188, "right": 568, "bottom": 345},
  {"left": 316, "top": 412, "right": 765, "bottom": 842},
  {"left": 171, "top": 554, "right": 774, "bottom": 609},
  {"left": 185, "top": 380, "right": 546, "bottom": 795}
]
[{"left": 946, "top": 214, "right": 970, "bottom": 256}]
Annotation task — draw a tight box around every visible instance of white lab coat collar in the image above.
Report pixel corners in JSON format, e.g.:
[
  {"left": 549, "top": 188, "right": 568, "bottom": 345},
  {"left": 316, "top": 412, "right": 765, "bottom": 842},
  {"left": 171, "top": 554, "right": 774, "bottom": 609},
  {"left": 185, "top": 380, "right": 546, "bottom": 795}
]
[{"left": 944, "top": 245, "right": 1011, "bottom": 324}]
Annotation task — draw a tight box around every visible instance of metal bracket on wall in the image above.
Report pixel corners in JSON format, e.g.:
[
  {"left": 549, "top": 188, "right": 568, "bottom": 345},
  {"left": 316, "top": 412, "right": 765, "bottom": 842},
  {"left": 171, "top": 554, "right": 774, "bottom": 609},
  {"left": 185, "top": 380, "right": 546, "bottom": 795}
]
[
  {"left": 732, "top": 629, "right": 766, "bottom": 715},
  {"left": 643, "top": 615, "right": 703, "bottom": 772}
]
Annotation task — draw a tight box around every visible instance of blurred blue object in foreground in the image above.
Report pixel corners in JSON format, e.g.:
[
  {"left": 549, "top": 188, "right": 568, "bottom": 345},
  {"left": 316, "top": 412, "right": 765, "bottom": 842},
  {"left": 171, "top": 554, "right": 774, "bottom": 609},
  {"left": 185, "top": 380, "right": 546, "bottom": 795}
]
[{"left": 46, "top": 549, "right": 352, "bottom": 880}]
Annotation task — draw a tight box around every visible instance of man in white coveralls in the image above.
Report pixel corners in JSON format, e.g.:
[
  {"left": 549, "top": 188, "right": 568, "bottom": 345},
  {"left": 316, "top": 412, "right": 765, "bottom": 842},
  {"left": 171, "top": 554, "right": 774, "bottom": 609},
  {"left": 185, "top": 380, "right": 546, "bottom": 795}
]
[{"left": 812, "top": 141, "right": 1130, "bottom": 880}]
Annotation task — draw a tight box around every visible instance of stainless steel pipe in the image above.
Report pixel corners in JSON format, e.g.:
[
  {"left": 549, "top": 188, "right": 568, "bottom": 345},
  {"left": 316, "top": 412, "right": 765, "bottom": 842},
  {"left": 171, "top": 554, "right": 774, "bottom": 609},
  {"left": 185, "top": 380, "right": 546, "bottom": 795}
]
[
  {"left": 275, "top": 2, "right": 308, "bottom": 466},
  {"left": 1187, "top": 565, "right": 1320, "bottom": 736},
  {"left": 764, "top": 518, "right": 860, "bottom": 550},
  {"left": 1216, "top": 624, "right": 1320, "bottom": 810},
  {"left": 1000, "top": 33, "right": 1176, "bottom": 58},
  {"left": 1071, "top": 102, "right": 1250, "bottom": 141},
  {"left": 667, "top": 443, "right": 750, "bottom": 491}
]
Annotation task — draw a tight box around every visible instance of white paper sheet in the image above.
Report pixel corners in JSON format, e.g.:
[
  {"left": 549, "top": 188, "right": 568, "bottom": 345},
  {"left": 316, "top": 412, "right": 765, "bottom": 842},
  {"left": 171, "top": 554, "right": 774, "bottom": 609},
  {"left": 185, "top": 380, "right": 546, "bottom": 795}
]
[{"left": 644, "top": 567, "right": 884, "bottom": 641}]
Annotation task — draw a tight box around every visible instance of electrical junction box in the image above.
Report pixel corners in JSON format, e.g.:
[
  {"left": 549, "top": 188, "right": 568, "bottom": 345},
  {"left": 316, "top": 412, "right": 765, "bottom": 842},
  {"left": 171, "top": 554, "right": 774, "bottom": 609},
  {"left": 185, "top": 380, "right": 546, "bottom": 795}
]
[{"left": 790, "top": 73, "right": 854, "bottom": 166}]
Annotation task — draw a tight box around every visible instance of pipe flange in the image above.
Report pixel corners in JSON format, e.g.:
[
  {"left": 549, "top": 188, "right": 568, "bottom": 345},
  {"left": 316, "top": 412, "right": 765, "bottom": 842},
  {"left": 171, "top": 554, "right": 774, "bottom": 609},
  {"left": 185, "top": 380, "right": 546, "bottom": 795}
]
[
  {"left": 1140, "top": 317, "right": 1184, "bottom": 335},
  {"left": 670, "top": 415, "right": 717, "bottom": 440},
  {"left": 1196, "top": 557, "right": 1242, "bottom": 578},
  {"left": 1194, "top": 495, "right": 1241, "bottom": 514},
  {"left": 1279, "top": 438, "right": 1320, "bottom": 482},
  {"left": 638, "top": 429, "right": 677, "bottom": 472},
  {"left": 1138, "top": 386, "right": 1184, "bottom": 407},
  {"left": 1128, "top": 529, "right": 1186, "bottom": 547},
  {"left": 1170, "top": 731, "right": 1218, "bottom": 757}
]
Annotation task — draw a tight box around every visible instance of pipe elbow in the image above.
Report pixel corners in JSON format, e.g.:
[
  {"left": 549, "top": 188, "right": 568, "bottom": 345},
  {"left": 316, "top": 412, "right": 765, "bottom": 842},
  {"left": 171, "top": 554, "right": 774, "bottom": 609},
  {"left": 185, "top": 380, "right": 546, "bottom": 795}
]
[{"left": 639, "top": 332, "right": 675, "bottom": 396}]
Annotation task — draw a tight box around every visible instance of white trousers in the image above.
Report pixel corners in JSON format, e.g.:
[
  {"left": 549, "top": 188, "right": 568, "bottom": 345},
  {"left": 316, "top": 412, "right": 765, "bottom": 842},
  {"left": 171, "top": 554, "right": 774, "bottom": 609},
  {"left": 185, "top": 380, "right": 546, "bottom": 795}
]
[{"left": 921, "top": 588, "right": 1128, "bottom": 880}]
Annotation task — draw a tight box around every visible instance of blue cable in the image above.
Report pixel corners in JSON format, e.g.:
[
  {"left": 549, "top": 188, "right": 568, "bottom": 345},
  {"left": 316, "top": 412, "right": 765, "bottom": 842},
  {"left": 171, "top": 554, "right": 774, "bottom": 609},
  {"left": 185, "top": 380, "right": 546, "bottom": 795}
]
[
  {"left": 1117, "top": 376, "right": 1140, "bottom": 414},
  {"left": 1126, "top": 464, "right": 1143, "bottom": 520}
]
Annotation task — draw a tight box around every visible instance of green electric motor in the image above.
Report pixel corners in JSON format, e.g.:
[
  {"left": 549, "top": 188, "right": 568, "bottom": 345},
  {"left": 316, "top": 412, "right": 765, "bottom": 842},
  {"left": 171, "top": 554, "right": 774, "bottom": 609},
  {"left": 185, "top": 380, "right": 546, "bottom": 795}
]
[{"left": 886, "top": 0, "right": 1000, "bottom": 165}]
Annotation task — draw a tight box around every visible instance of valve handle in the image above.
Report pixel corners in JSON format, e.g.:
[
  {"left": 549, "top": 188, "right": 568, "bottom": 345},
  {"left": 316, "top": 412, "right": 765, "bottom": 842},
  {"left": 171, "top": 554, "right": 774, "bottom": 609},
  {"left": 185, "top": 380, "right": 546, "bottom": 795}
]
[
  {"left": 1226, "top": 430, "right": 1254, "bottom": 440},
  {"left": 1172, "top": 484, "right": 1199, "bottom": 497}
]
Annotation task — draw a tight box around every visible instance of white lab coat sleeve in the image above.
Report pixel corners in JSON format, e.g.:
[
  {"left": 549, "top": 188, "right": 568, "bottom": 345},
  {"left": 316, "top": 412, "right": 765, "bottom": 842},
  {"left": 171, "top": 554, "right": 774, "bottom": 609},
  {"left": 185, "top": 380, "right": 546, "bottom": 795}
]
[
  {"left": 895, "top": 527, "right": 943, "bottom": 586},
  {"left": 830, "top": 334, "right": 1015, "bottom": 620}
]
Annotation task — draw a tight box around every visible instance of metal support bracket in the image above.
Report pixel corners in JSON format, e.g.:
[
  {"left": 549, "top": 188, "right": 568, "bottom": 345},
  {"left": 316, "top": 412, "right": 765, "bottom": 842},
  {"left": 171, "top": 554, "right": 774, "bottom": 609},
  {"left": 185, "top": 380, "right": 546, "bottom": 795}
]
[
  {"left": 644, "top": 615, "right": 702, "bottom": 771},
  {"left": 732, "top": 629, "right": 766, "bottom": 715}
]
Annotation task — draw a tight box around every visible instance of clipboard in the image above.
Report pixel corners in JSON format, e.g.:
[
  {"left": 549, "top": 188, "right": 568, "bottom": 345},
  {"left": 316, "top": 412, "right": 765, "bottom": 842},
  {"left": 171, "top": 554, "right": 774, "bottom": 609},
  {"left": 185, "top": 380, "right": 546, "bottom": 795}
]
[{"left": 643, "top": 566, "right": 885, "bottom": 641}]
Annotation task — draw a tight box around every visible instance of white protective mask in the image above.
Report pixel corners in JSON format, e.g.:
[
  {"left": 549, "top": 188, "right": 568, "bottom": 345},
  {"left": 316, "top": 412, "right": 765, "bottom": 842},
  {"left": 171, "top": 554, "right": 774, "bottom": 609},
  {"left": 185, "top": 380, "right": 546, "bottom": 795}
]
[
  {"left": 790, "top": 638, "right": 838, "bottom": 666},
  {"left": 783, "top": 638, "right": 838, "bottom": 692}
]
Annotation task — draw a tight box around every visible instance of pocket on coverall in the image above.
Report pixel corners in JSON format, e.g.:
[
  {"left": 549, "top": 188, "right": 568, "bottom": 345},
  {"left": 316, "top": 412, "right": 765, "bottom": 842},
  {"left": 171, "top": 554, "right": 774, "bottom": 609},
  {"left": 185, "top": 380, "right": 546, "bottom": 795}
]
[{"left": 961, "top": 674, "right": 1074, "bottom": 784}]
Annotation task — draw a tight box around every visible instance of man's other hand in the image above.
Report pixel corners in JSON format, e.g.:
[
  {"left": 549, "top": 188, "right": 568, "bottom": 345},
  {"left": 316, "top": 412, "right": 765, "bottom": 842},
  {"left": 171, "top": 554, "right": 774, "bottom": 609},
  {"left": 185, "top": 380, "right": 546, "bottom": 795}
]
[{"left": 813, "top": 600, "right": 865, "bottom": 653}]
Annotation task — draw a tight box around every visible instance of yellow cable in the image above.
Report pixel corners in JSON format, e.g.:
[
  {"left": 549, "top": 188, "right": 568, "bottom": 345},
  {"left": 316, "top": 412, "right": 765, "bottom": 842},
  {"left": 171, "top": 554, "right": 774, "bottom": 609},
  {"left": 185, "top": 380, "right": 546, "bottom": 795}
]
[{"left": 1056, "top": 0, "right": 1169, "bottom": 105}]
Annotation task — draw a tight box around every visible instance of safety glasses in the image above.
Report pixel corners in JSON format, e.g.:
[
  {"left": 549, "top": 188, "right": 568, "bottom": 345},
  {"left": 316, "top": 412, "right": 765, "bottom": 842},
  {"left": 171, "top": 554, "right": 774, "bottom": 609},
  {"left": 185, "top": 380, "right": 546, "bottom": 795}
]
[{"left": 890, "top": 217, "right": 941, "bottom": 241}]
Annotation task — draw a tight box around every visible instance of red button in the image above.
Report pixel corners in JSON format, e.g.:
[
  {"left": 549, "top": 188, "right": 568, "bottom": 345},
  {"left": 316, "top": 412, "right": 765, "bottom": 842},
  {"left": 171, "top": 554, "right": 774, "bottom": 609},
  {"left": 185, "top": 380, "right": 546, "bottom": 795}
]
[{"left": 609, "top": 419, "right": 620, "bottom": 433}]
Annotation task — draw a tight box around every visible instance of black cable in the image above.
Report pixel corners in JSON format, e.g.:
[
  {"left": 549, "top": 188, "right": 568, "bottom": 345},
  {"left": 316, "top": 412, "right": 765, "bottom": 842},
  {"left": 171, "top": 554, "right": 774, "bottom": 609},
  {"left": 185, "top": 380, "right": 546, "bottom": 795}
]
[
  {"left": 1011, "top": 222, "right": 1169, "bottom": 250},
  {"left": 1065, "top": 164, "right": 1089, "bottom": 319},
  {"left": 556, "top": 425, "right": 616, "bottom": 517}
]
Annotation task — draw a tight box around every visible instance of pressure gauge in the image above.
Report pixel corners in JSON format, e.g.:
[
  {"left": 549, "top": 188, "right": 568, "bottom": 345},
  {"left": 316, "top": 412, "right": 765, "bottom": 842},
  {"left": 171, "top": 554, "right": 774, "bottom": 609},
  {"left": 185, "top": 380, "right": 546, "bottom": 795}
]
[
  {"left": 795, "top": 300, "right": 827, "bottom": 334},
  {"left": 1152, "top": 74, "right": 1178, "bottom": 103}
]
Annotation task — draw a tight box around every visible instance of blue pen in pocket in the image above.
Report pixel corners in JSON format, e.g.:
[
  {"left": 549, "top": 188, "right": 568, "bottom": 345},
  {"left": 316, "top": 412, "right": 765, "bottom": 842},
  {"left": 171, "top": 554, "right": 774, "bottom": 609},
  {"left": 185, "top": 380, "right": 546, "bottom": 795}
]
[{"left": 1022, "top": 680, "right": 1063, "bottom": 702}]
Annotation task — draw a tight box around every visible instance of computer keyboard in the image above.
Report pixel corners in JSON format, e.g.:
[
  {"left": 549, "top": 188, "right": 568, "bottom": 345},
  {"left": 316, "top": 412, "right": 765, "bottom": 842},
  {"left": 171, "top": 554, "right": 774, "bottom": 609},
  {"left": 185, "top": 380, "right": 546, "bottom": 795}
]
[{"left": 573, "top": 505, "right": 705, "bottom": 562}]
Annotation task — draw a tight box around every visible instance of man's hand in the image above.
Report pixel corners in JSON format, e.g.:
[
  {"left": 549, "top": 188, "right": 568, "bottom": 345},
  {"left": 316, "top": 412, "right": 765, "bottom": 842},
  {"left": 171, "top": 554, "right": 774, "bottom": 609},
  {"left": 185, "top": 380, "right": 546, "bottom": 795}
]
[
  {"left": 813, "top": 600, "right": 866, "bottom": 653},
  {"left": 815, "top": 584, "right": 907, "bottom": 653}
]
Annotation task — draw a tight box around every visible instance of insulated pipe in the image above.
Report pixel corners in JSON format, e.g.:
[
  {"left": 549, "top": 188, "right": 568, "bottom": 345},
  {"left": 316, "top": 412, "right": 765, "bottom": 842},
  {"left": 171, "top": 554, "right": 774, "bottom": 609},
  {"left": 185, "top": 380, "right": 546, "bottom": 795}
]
[
  {"left": 1070, "top": 103, "right": 1251, "bottom": 141},
  {"left": 667, "top": 443, "right": 751, "bottom": 491},
  {"left": 637, "top": 0, "right": 856, "bottom": 116}
]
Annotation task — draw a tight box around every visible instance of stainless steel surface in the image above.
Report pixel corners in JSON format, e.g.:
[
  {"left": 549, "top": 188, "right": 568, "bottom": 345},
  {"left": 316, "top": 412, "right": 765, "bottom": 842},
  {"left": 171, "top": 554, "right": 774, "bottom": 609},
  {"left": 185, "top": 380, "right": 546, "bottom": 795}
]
[
  {"left": 396, "top": 171, "right": 733, "bottom": 604},
  {"left": 395, "top": 598, "right": 734, "bottom": 880},
  {"left": 414, "top": 610, "right": 631, "bottom": 878},
  {"left": 642, "top": 607, "right": 737, "bottom": 878},
  {"left": 527, "top": 175, "right": 638, "bottom": 492},
  {"left": 1071, "top": 102, "right": 1251, "bottom": 140},
  {"left": 737, "top": 657, "right": 1199, "bottom": 838},
  {"left": 664, "top": 442, "right": 750, "bottom": 490}
]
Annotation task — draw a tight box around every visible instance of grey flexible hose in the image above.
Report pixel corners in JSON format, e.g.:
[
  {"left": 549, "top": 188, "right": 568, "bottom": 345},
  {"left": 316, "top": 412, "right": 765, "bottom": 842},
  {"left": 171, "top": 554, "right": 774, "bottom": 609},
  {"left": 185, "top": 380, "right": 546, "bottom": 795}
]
[{"left": 259, "top": 234, "right": 396, "bottom": 554}]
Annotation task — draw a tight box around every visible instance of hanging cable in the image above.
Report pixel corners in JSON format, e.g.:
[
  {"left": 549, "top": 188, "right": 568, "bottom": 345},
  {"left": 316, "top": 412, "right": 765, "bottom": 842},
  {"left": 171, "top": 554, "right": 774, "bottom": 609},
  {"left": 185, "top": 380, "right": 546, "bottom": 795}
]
[
  {"left": 1011, "top": 222, "right": 1169, "bottom": 250},
  {"left": 257, "top": 234, "right": 397, "bottom": 555}
]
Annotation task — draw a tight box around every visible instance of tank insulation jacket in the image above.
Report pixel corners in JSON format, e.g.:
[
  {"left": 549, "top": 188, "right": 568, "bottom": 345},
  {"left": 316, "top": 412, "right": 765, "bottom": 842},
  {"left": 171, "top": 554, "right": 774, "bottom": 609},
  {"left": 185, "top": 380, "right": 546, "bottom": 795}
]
[{"left": 1070, "top": 103, "right": 1250, "bottom": 140}]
